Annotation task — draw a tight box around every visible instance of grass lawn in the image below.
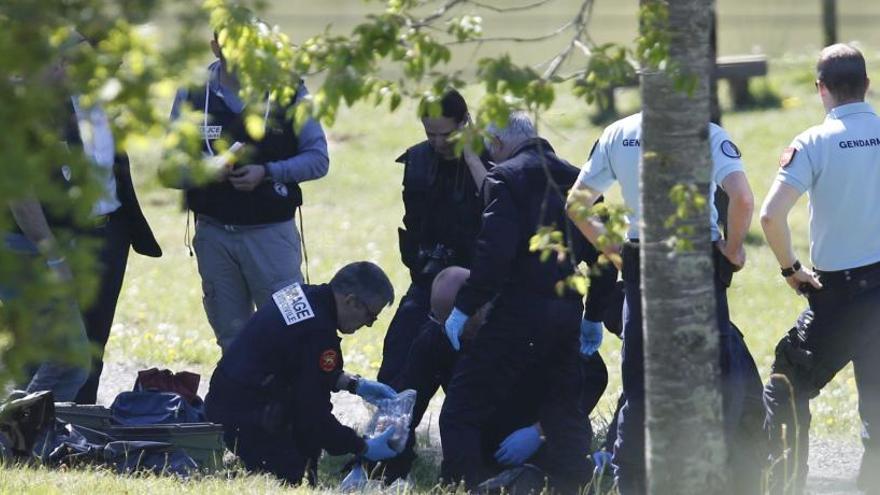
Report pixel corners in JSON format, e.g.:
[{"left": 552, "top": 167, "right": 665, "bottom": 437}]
[{"left": 4, "top": 38, "right": 880, "bottom": 495}]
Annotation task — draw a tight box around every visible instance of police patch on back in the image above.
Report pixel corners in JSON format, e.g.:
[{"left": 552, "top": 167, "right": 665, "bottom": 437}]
[{"left": 273, "top": 283, "right": 315, "bottom": 325}]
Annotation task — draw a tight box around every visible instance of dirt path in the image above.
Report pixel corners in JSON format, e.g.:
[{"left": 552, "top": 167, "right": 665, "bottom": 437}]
[{"left": 97, "top": 360, "right": 864, "bottom": 493}]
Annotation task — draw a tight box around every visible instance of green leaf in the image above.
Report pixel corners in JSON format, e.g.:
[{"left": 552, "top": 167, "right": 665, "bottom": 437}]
[{"left": 245, "top": 113, "right": 265, "bottom": 140}]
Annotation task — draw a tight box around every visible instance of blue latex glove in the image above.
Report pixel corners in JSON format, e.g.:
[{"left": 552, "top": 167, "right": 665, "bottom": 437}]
[
  {"left": 445, "top": 308, "right": 468, "bottom": 351},
  {"left": 592, "top": 450, "right": 613, "bottom": 471},
  {"left": 339, "top": 463, "right": 368, "bottom": 492},
  {"left": 494, "top": 425, "right": 543, "bottom": 466},
  {"left": 355, "top": 379, "right": 396, "bottom": 403},
  {"left": 364, "top": 427, "right": 397, "bottom": 461},
  {"left": 579, "top": 319, "right": 604, "bottom": 357}
]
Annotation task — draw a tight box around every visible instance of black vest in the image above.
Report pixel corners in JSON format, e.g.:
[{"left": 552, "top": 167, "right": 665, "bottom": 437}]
[
  {"left": 185, "top": 83, "right": 302, "bottom": 225},
  {"left": 398, "top": 141, "right": 487, "bottom": 269}
]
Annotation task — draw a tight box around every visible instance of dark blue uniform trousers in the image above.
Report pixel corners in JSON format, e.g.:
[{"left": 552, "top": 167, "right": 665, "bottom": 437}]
[
  {"left": 377, "top": 282, "right": 431, "bottom": 385},
  {"left": 439, "top": 294, "right": 594, "bottom": 491},
  {"left": 764, "top": 264, "right": 880, "bottom": 495},
  {"left": 376, "top": 319, "right": 608, "bottom": 484},
  {"left": 206, "top": 371, "right": 319, "bottom": 485},
  {"left": 613, "top": 244, "right": 764, "bottom": 495}
]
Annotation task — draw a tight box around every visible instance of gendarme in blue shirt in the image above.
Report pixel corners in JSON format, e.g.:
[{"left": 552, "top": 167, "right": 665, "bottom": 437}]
[
  {"left": 576, "top": 112, "right": 745, "bottom": 241},
  {"left": 776, "top": 102, "right": 880, "bottom": 271}
]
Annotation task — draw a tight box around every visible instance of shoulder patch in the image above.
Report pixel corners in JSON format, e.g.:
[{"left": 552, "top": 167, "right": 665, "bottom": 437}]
[
  {"left": 272, "top": 283, "right": 315, "bottom": 326},
  {"left": 319, "top": 349, "right": 339, "bottom": 372},
  {"left": 720, "top": 140, "right": 741, "bottom": 159},
  {"left": 779, "top": 147, "right": 797, "bottom": 168}
]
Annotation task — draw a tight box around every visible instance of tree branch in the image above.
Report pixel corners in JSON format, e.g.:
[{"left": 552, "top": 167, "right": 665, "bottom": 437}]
[
  {"left": 411, "top": 0, "right": 468, "bottom": 28},
  {"left": 542, "top": 0, "right": 594, "bottom": 79},
  {"left": 444, "top": 19, "right": 573, "bottom": 45},
  {"left": 465, "top": 0, "right": 556, "bottom": 13}
]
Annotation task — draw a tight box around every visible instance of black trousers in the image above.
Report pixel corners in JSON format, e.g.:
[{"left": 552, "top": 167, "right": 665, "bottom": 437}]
[
  {"left": 75, "top": 209, "right": 131, "bottom": 404},
  {"left": 613, "top": 244, "right": 764, "bottom": 495},
  {"left": 377, "top": 281, "right": 431, "bottom": 385},
  {"left": 205, "top": 373, "right": 318, "bottom": 485},
  {"left": 438, "top": 293, "right": 595, "bottom": 491},
  {"left": 764, "top": 263, "right": 880, "bottom": 495},
  {"left": 376, "top": 320, "right": 608, "bottom": 485}
]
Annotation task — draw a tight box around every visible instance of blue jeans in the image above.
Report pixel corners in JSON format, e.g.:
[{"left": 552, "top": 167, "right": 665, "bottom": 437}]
[{"left": 2, "top": 233, "right": 89, "bottom": 401}]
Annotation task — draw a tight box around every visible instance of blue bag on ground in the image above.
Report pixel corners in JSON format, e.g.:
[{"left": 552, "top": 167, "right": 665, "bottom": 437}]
[
  {"left": 110, "top": 391, "right": 205, "bottom": 425},
  {"left": 33, "top": 420, "right": 197, "bottom": 476}
]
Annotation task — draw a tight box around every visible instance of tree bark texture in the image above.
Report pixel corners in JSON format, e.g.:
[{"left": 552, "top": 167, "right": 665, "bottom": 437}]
[{"left": 639, "top": 1, "right": 726, "bottom": 494}]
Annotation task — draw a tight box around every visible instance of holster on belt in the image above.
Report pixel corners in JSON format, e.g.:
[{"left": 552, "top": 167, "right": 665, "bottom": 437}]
[
  {"left": 621, "top": 242, "right": 640, "bottom": 284},
  {"left": 712, "top": 242, "right": 735, "bottom": 288}
]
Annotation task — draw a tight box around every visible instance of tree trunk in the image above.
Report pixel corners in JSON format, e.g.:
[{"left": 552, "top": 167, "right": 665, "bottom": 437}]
[
  {"left": 822, "top": 0, "right": 837, "bottom": 46},
  {"left": 709, "top": 10, "right": 720, "bottom": 126},
  {"left": 639, "top": 1, "right": 727, "bottom": 494}
]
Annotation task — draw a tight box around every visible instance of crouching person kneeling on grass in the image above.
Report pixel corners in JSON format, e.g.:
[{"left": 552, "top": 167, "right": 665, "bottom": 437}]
[{"left": 205, "top": 261, "right": 400, "bottom": 485}]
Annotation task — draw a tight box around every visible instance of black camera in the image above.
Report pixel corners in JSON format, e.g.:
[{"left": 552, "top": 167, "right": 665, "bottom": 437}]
[{"left": 419, "top": 244, "right": 456, "bottom": 278}]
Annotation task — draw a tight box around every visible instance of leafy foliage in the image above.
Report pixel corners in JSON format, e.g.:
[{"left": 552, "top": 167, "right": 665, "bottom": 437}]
[{"left": 0, "top": 0, "right": 205, "bottom": 384}]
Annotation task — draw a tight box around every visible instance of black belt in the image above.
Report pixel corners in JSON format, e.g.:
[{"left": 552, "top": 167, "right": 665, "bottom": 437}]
[
  {"left": 197, "top": 214, "right": 285, "bottom": 232},
  {"left": 814, "top": 260, "right": 880, "bottom": 288},
  {"left": 620, "top": 239, "right": 733, "bottom": 287}
]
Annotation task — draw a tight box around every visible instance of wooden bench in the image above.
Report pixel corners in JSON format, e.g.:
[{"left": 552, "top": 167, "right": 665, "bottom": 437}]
[
  {"left": 715, "top": 54, "right": 769, "bottom": 107},
  {"left": 598, "top": 54, "right": 769, "bottom": 118}
]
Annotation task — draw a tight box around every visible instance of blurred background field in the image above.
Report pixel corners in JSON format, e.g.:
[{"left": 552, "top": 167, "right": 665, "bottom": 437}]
[{"left": 6, "top": 0, "right": 880, "bottom": 492}]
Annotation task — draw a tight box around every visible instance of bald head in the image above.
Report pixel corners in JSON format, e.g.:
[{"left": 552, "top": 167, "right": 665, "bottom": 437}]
[
  {"left": 430, "top": 266, "right": 470, "bottom": 322},
  {"left": 817, "top": 44, "right": 868, "bottom": 104}
]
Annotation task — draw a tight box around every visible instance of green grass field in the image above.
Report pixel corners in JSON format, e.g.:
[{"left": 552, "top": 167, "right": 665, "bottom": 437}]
[{"left": 4, "top": 1, "right": 880, "bottom": 492}]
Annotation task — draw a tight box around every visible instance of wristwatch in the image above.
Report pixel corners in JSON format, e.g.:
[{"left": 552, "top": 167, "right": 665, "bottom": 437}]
[{"left": 780, "top": 260, "right": 801, "bottom": 278}]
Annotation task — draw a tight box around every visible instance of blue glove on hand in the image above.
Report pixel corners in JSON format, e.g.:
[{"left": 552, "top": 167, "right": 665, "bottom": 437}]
[
  {"left": 355, "top": 379, "right": 396, "bottom": 403},
  {"left": 579, "top": 319, "right": 604, "bottom": 357},
  {"left": 445, "top": 308, "right": 468, "bottom": 351},
  {"left": 592, "top": 450, "right": 613, "bottom": 471},
  {"left": 494, "top": 425, "right": 543, "bottom": 466},
  {"left": 363, "top": 427, "right": 397, "bottom": 461}
]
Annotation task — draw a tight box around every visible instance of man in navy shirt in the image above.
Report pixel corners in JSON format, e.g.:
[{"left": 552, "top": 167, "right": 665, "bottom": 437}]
[{"left": 205, "top": 262, "right": 400, "bottom": 485}]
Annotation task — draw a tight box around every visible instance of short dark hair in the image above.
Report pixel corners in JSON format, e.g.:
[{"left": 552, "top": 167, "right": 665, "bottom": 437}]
[
  {"left": 329, "top": 261, "right": 395, "bottom": 308},
  {"left": 421, "top": 89, "right": 469, "bottom": 124},
  {"left": 817, "top": 44, "right": 868, "bottom": 102}
]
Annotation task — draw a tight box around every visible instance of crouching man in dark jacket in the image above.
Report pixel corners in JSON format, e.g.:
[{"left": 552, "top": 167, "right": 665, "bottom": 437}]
[{"left": 205, "top": 261, "right": 400, "bottom": 484}]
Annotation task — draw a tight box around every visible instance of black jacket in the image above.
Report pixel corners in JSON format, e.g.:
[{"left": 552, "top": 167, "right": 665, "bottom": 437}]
[
  {"left": 455, "top": 138, "right": 595, "bottom": 314},
  {"left": 397, "top": 141, "right": 489, "bottom": 280},
  {"left": 60, "top": 101, "right": 161, "bottom": 257},
  {"left": 210, "top": 283, "right": 365, "bottom": 456}
]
